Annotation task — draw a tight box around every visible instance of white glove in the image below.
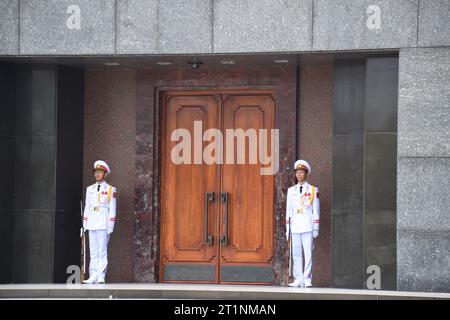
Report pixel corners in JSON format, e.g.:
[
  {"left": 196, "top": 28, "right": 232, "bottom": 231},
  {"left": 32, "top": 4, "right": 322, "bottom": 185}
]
[
  {"left": 107, "top": 228, "right": 113, "bottom": 235},
  {"left": 313, "top": 230, "right": 319, "bottom": 238}
]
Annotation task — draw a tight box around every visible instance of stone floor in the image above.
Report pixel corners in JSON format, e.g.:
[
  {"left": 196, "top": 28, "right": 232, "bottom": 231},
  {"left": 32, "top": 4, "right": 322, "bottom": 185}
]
[{"left": 0, "top": 283, "right": 449, "bottom": 299}]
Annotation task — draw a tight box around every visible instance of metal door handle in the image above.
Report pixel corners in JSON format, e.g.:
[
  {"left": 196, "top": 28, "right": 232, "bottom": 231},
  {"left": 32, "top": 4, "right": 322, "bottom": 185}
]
[
  {"left": 204, "top": 192, "right": 214, "bottom": 245},
  {"left": 220, "top": 192, "right": 229, "bottom": 245}
]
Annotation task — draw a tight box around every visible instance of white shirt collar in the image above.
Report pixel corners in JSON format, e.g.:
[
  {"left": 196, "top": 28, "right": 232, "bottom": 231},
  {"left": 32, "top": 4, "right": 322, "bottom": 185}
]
[
  {"left": 296, "top": 181, "right": 309, "bottom": 191},
  {"left": 95, "top": 181, "right": 107, "bottom": 188}
]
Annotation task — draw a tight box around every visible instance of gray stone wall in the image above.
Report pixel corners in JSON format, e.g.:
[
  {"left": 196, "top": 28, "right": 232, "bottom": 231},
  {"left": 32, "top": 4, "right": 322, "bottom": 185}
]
[
  {"left": 0, "top": 0, "right": 449, "bottom": 55},
  {"left": 397, "top": 47, "right": 450, "bottom": 292}
]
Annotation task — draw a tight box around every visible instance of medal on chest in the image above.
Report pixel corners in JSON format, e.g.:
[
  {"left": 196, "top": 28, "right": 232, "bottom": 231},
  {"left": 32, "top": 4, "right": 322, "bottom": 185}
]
[
  {"left": 296, "top": 194, "right": 307, "bottom": 214},
  {"left": 95, "top": 185, "right": 112, "bottom": 208}
]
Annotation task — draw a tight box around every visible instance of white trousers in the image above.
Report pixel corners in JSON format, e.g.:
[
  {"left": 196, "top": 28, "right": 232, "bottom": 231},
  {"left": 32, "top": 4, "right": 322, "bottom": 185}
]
[
  {"left": 292, "top": 232, "right": 313, "bottom": 284},
  {"left": 88, "top": 229, "right": 109, "bottom": 281}
]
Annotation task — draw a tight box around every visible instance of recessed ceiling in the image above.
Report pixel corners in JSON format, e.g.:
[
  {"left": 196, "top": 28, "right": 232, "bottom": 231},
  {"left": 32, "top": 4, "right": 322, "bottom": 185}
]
[{"left": 0, "top": 51, "right": 397, "bottom": 69}]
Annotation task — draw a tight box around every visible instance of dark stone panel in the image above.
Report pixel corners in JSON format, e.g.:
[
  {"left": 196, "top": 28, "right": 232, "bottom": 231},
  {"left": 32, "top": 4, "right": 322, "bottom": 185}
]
[
  {"left": 365, "top": 133, "right": 397, "bottom": 211},
  {"left": 364, "top": 57, "right": 398, "bottom": 291},
  {"left": 53, "top": 65, "right": 85, "bottom": 283},
  {"left": 1, "top": 63, "right": 86, "bottom": 283},
  {"left": 0, "top": 64, "right": 15, "bottom": 284},
  {"left": 332, "top": 210, "right": 364, "bottom": 289},
  {"left": 163, "top": 264, "right": 216, "bottom": 282},
  {"left": 0, "top": 137, "right": 14, "bottom": 210},
  {"left": 15, "top": 64, "right": 56, "bottom": 137},
  {"left": 53, "top": 211, "right": 82, "bottom": 283},
  {"left": 221, "top": 265, "right": 273, "bottom": 283},
  {"left": 12, "top": 210, "right": 53, "bottom": 283},
  {"left": 0, "top": 63, "right": 16, "bottom": 136},
  {"left": 0, "top": 63, "right": 15, "bottom": 230},
  {"left": 332, "top": 59, "right": 365, "bottom": 135},
  {"left": 332, "top": 135, "right": 364, "bottom": 211},
  {"left": 0, "top": 210, "right": 13, "bottom": 283},
  {"left": 12, "top": 136, "right": 56, "bottom": 210},
  {"left": 332, "top": 59, "right": 365, "bottom": 289},
  {"left": 365, "top": 210, "right": 397, "bottom": 290},
  {"left": 55, "top": 65, "right": 84, "bottom": 212},
  {"left": 331, "top": 56, "right": 398, "bottom": 290},
  {"left": 365, "top": 57, "right": 398, "bottom": 133},
  {"left": 1, "top": 63, "right": 60, "bottom": 283}
]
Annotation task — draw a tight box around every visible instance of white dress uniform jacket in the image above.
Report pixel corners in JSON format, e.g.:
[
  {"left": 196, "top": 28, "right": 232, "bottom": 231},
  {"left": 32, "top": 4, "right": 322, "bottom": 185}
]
[
  {"left": 286, "top": 181, "right": 320, "bottom": 233},
  {"left": 83, "top": 181, "right": 117, "bottom": 233}
]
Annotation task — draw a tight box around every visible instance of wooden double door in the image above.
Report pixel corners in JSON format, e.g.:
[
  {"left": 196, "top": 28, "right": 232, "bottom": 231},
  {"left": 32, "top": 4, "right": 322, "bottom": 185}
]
[{"left": 160, "top": 89, "right": 275, "bottom": 284}]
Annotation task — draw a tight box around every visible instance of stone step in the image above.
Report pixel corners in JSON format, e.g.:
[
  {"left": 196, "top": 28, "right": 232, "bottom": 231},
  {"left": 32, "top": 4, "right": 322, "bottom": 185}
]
[{"left": 0, "top": 284, "right": 449, "bottom": 300}]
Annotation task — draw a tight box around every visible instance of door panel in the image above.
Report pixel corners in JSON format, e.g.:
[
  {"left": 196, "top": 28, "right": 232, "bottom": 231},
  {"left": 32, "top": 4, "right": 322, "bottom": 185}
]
[
  {"left": 161, "top": 94, "right": 220, "bottom": 282},
  {"left": 161, "top": 91, "right": 275, "bottom": 284},
  {"left": 220, "top": 94, "right": 274, "bottom": 282}
]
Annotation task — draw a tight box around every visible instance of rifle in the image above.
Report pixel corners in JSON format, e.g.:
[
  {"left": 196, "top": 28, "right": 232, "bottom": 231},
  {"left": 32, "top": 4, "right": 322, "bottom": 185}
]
[
  {"left": 80, "top": 200, "right": 86, "bottom": 282},
  {"left": 288, "top": 217, "right": 293, "bottom": 279}
]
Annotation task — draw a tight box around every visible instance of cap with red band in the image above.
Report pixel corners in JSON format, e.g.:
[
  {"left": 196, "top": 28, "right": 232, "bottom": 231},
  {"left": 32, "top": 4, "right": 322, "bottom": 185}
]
[
  {"left": 93, "top": 160, "right": 111, "bottom": 174},
  {"left": 294, "top": 159, "right": 311, "bottom": 174}
]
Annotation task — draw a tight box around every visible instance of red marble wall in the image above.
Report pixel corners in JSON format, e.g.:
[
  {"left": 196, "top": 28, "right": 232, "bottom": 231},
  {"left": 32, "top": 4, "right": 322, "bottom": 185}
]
[
  {"left": 83, "top": 63, "right": 332, "bottom": 285},
  {"left": 132, "top": 66, "right": 297, "bottom": 284},
  {"left": 298, "top": 63, "right": 334, "bottom": 287},
  {"left": 83, "top": 69, "right": 137, "bottom": 282}
]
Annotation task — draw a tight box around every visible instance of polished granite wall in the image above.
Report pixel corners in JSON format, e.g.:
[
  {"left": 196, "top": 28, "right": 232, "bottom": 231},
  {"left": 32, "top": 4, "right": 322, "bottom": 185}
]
[
  {"left": 332, "top": 56, "right": 398, "bottom": 290},
  {"left": 0, "top": 63, "right": 84, "bottom": 283},
  {"left": 11, "top": 64, "right": 57, "bottom": 282},
  {"left": 53, "top": 65, "right": 85, "bottom": 283},
  {"left": 0, "top": 63, "right": 15, "bottom": 283}
]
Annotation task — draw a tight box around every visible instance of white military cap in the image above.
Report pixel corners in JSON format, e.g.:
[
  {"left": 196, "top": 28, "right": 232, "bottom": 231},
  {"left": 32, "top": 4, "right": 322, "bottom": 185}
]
[
  {"left": 93, "top": 160, "right": 111, "bottom": 174},
  {"left": 294, "top": 159, "right": 311, "bottom": 174}
]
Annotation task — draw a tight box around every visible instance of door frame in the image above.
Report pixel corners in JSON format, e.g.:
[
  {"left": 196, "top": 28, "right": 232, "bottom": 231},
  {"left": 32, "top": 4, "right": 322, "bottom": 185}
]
[{"left": 158, "top": 86, "right": 277, "bottom": 284}]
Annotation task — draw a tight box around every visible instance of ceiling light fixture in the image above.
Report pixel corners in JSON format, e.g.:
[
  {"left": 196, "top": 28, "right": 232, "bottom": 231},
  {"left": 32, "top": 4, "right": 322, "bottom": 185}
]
[
  {"left": 156, "top": 61, "right": 172, "bottom": 66},
  {"left": 220, "top": 60, "right": 236, "bottom": 65},
  {"left": 273, "top": 59, "right": 289, "bottom": 64}
]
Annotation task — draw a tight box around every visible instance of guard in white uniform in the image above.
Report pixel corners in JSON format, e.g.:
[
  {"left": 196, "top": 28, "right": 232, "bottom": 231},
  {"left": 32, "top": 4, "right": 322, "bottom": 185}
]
[
  {"left": 286, "top": 160, "right": 320, "bottom": 287},
  {"left": 82, "top": 160, "right": 117, "bottom": 284}
]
